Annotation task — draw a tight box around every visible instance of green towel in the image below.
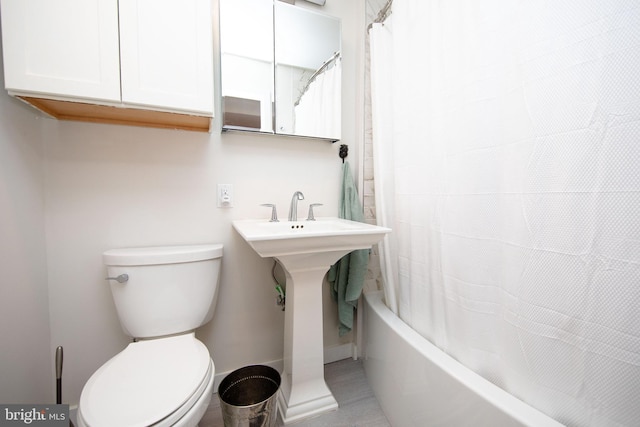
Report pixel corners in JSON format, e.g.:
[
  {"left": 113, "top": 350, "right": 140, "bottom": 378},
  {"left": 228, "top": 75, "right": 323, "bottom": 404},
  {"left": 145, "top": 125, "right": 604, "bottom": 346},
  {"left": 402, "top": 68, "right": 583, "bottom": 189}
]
[{"left": 328, "top": 162, "right": 369, "bottom": 336}]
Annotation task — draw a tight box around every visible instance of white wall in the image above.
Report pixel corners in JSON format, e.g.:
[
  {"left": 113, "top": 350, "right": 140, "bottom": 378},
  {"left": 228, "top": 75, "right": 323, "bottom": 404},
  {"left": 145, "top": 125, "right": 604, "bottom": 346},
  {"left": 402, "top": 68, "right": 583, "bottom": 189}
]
[
  {"left": 0, "top": 0, "right": 364, "bottom": 407},
  {"left": 43, "top": 121, "right": 346, "bottom": 404},
  {"left": 0, "top": 34, "right": 52, "bottom": 403}
]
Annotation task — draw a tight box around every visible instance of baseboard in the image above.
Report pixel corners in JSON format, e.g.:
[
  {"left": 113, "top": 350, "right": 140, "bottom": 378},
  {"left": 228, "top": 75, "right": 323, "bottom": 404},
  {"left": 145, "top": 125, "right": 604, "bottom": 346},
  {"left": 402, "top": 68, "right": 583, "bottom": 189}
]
[
  {"left": 213, "top": 358, "right": 284, "bottom": 395},
  {"left": 324, "top": 343, "right": 357, "bottom": 364}
]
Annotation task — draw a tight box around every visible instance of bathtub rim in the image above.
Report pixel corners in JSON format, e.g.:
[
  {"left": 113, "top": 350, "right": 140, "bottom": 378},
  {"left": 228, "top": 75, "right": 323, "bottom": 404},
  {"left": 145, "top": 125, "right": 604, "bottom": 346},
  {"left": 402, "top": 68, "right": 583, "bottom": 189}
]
[{"left": 363, "top": 290, "right": 564, "bottom": 427}]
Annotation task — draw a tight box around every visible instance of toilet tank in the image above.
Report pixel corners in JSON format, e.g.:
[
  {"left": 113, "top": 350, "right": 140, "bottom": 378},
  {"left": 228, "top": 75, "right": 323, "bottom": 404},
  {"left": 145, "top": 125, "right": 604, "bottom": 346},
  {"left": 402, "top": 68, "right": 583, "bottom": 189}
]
[{"left": 103, "top": 244, "right": 223, "bottom": 339}]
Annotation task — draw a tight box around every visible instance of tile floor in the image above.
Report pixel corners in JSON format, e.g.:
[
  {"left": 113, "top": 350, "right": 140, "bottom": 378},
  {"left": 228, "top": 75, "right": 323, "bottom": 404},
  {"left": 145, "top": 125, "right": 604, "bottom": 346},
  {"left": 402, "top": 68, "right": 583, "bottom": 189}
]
[{"left": 200, "top": 358, "right": 390, "bottom": 426}]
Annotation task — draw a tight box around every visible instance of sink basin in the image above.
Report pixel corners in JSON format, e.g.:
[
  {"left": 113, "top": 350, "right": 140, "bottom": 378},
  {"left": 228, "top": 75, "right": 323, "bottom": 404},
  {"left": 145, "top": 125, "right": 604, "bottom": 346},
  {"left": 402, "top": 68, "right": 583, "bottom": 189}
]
[
  {"left": 233, "top": 216, "right": 391, "bottom": 424},
  {"left": 232, "top": 217, "right": 391, "bottom": 257}
]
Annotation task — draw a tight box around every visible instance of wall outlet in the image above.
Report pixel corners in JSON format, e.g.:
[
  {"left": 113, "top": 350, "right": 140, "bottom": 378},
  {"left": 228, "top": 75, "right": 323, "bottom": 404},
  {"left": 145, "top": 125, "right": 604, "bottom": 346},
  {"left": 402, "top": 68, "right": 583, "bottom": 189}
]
[{"left": 217, "top": 184, "right": 233, "bottom": 208}]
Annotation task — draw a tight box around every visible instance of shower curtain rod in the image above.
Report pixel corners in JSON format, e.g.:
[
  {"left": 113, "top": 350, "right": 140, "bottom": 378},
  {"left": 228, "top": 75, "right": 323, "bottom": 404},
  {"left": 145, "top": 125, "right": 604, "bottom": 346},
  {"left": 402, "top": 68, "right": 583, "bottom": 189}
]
[
  {"left": 294, "top": 51, "right": 341, "bottom": 106},
  {"left": 367, "top": 0, "right": 393, "bottom": 31}
]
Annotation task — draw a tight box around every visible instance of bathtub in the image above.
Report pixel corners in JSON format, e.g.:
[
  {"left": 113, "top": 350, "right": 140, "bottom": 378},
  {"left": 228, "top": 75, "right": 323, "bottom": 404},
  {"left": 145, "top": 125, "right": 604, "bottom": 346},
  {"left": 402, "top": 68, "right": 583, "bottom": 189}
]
[{"left": 362, "top": 291, "right": 564, "bottom": 427}]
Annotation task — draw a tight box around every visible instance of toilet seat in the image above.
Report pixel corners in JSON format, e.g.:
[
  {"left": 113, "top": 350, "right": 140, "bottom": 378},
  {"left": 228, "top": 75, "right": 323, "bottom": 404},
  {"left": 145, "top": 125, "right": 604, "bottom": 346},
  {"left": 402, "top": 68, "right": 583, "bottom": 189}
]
[{"left": 78, "top": 333, "right": 212, "bottom": 427}]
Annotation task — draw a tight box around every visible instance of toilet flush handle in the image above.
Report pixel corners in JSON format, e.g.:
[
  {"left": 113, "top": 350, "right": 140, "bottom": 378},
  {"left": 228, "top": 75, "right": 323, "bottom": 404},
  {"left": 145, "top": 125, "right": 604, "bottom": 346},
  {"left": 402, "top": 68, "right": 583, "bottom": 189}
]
[{"left": 105, "top": 274, "right": 129, "bottom": 283}]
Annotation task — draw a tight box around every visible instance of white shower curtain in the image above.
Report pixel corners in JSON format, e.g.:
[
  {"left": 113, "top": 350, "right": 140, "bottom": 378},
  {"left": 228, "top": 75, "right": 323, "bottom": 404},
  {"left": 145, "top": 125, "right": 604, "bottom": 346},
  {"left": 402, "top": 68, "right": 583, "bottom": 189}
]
[
  {"left": 294, "top": 57, "right": 341, "bottom": 139},
  {"left": 370, "top": 0, "right": 640, "bottom": 425},
  {"left": 370, "top": 20, "right": 398, "bottom": 315}
]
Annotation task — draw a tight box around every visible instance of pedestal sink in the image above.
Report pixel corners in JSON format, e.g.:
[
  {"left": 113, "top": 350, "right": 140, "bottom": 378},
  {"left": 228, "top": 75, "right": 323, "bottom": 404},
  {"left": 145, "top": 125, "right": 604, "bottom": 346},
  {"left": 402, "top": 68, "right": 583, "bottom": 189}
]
[{"left": 232, "top": 217, "right": 391, "bottom": 424}]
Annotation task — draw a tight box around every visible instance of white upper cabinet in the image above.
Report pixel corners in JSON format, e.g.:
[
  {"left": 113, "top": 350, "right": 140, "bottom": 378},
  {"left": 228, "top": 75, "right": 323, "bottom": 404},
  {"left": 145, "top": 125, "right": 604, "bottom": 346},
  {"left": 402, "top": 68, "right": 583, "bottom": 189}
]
[
  {"left": 1, "top": 0, "right": 121, "bottom": 102},
  {"left": 119, "top": 0, "right": 214, "bottom": 114},
  {"left": 0, "top": 0, "right": 214, "bottom": 127}
]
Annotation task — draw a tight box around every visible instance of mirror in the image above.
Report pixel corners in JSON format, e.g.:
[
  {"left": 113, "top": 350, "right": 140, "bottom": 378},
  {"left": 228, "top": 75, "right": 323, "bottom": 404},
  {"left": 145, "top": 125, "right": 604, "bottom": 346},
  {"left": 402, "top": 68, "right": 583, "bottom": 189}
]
[
  {"left": 219, "top": 0, "right": 275, "bottom": 133},
  {"left": 220, "top": 0, "right": 341, "bottom": 141}
]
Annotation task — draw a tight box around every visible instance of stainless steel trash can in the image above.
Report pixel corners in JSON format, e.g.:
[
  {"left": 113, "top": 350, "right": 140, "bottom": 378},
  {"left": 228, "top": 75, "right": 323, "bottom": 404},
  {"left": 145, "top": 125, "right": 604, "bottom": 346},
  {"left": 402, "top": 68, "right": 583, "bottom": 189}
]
[{"left": 219, "top": 365, "right": 281, "bottom": 427}]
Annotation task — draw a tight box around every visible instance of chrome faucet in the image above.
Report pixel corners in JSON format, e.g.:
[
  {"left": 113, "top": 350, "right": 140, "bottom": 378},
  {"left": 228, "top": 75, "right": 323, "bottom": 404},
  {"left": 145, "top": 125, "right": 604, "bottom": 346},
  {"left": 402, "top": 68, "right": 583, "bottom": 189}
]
[{"left": 288, "top": 191, "right": 305, "bottom": 221}]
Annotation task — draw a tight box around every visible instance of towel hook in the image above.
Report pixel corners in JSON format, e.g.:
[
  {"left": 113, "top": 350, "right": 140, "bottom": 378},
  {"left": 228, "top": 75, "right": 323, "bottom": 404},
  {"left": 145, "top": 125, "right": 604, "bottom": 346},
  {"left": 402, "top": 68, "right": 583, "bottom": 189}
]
[{"left": 339, "top": 144, "right": 348, "bottom": 163}]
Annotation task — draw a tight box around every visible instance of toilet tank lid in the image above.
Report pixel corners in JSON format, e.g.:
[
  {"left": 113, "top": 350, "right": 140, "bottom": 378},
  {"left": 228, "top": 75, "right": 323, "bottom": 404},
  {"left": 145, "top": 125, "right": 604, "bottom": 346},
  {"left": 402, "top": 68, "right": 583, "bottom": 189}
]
[{"left": 103, "top": 244, "right": 223, "bottom": 266}]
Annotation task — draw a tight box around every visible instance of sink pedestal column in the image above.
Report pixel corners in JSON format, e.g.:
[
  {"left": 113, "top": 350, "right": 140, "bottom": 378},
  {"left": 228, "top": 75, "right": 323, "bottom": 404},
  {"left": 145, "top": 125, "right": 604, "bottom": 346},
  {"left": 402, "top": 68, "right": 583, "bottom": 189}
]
[{"left": 275, "top": 251, "right": 348, "bottom": 424}]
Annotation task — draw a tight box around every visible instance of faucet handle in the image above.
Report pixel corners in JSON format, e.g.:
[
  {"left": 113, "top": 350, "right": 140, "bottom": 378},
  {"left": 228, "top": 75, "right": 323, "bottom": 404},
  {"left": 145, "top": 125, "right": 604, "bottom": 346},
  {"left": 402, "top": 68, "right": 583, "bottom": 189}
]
[
  {"left": 260, "top": 204, "right": 279, "bottom": 222},
  {"left": 306, "top": 203, "right": 323, "bottom": 221}
]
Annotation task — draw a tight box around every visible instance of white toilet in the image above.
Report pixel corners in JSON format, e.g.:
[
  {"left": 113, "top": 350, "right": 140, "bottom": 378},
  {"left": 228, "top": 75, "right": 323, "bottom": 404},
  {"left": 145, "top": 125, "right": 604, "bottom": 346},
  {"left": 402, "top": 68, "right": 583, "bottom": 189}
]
[{"left": 77, "top": 244, "right": 223, "bottom": 427}]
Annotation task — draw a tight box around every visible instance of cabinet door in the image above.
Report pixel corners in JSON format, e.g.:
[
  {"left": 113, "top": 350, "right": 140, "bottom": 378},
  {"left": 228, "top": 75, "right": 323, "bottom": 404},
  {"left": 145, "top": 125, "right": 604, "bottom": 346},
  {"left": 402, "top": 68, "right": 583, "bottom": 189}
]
[
  {"left": 0, "top": 0, "right": 121, "bottom": 102},
  {"left": 118, "top": 0, "right": 214, "bottom": 115}
]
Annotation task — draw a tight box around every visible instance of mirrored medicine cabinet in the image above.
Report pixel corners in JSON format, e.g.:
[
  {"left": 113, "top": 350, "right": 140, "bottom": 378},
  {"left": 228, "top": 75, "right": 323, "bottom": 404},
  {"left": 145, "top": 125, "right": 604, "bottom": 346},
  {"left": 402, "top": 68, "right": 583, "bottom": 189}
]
[{"left": 219, "top": 0, "right": 341, "bottom": 141}]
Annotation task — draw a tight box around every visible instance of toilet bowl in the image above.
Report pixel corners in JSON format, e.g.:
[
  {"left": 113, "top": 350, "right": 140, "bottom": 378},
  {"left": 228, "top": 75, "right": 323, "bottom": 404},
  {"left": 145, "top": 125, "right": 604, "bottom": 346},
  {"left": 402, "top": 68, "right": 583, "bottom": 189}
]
[
  {"left": 77, "top": 244, "right": 223, "bottom": 427},
  {"left": 78, "top": 334, "right": 213, "bottom": 427}
]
